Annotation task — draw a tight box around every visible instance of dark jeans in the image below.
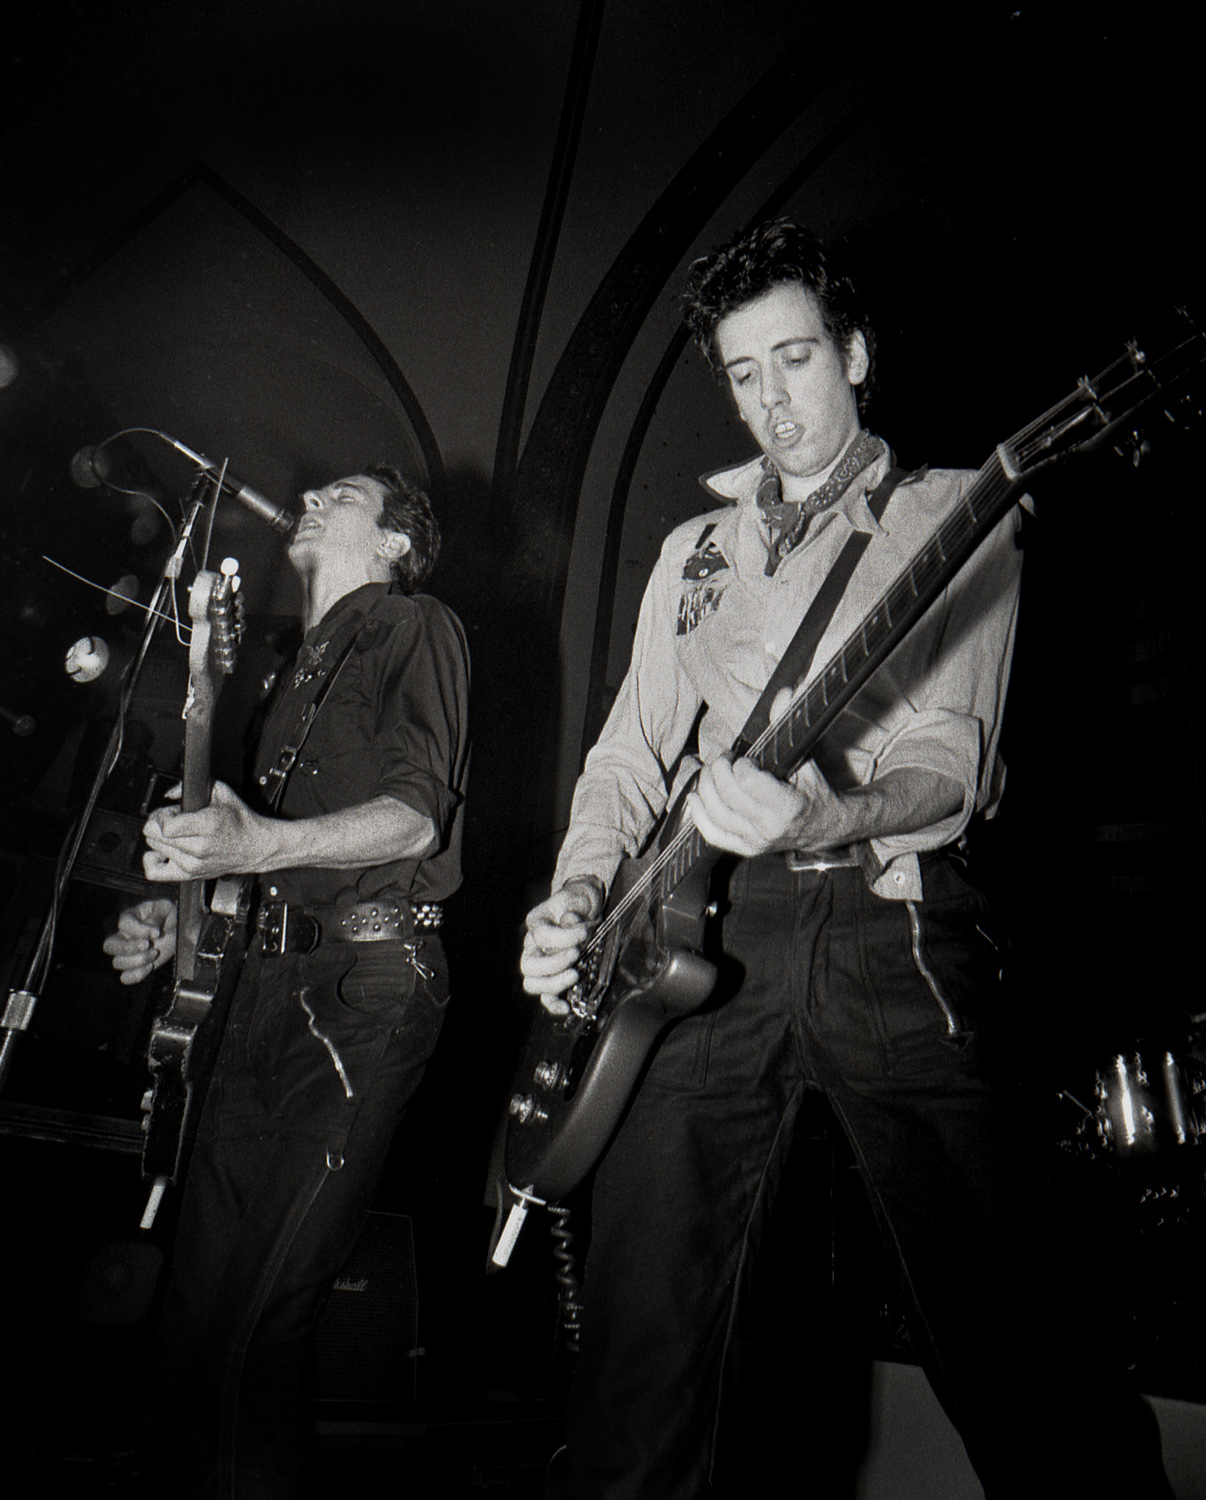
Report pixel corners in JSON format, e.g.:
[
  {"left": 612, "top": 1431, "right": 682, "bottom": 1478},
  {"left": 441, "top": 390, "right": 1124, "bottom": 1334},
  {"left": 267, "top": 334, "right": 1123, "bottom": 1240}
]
[
  {"left": 145, "top": 932, "right": 449, "bottom": 1498},
  {"left": 549, "top": 853, "right": 1171, "bottom": 1499}
]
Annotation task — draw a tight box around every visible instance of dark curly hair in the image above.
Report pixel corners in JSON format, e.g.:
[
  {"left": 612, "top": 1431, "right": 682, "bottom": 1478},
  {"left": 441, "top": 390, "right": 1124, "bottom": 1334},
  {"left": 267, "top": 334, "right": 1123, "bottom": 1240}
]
[
  {"left": 363, "top": 464, "right": 441, "bottom": 593},
  {"left": 681, "top": 219, "right": 876, "bottom": 412}
]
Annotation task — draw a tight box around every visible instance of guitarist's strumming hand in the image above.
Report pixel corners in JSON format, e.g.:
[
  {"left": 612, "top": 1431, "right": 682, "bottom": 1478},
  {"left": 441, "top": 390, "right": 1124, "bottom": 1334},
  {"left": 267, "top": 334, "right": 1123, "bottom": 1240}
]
[
  {"left": 521, "top": 875, "right": 606, "bottom": 1013},
  {"left": 103, "top": 898, "right": 178, "bottom": 986}
]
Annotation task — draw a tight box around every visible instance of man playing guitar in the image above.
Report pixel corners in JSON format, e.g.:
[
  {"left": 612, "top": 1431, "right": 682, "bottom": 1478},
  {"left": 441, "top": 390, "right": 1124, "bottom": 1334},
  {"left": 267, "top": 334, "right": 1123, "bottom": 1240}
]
[
  {"left": 520, "top": 221, "right": 1173, "bottom": 1498},
  {"left": 105, "top": 465, "right": 469, "bottom": 1497}
]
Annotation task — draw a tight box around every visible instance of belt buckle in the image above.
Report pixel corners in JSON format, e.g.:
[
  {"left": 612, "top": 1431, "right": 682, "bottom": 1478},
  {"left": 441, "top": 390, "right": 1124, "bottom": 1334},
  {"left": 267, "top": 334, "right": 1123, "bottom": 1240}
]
[
  {"left": 258, "top": 901, "right": 287, "bottom": 954},
  {"left": 258, "top": 901, "right": 320, "bottom": 955},
  {"left": 784, "top": 848, "right": 860, "bottom": 874}
]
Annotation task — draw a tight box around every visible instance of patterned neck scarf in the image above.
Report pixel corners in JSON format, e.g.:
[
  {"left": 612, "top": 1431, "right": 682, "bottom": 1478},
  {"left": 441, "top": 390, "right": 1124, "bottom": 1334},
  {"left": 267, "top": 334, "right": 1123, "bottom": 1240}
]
[{"left": 755, "top": 430, "right": 885, "bottom": 576}]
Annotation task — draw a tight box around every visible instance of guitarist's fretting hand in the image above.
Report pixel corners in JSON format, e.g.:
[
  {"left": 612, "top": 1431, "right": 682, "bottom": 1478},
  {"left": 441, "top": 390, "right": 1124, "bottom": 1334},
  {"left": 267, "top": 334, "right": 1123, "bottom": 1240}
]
[
  {"left": 141, "top": 779, "right": 270, "bottom": 883},
  {"left": 687, "top": 755, "right": 834, "bottom": 859},
  {"left": 103, "top": 898, "right": 178, "bottom": 986},
  {"left": 685, "top": 686, "right": 850, "bottom": 859},
  {"left": 686, "top": 689, "right": 963, "bottom": 859},
  {"left": 688, "top": 753, "right": 965, "bottom": 862},
  {"left": 521, "top": 875, "right": 606, "bottom": 1012}
]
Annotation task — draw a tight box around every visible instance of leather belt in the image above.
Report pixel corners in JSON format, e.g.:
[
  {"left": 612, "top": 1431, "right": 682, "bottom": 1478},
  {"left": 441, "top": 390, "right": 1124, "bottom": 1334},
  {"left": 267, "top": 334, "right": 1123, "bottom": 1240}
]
[
  {"left": 257, "top": 898, "right": 443, "bottom": 955},
  {"left": 784, "top": 846, "right": 953, "bottom": 878}
]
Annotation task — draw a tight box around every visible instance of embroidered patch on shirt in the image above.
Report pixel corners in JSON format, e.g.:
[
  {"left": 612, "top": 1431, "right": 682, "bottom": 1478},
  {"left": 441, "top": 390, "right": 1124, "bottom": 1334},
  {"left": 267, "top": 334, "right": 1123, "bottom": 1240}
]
[{"left": 677, "top": 530, "right": 730, "bottom": 636}]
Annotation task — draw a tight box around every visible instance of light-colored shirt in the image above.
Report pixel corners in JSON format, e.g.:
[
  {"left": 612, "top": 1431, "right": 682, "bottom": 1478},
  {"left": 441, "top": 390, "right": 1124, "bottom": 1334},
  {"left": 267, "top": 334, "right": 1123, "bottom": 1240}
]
[{"left": 552, "top": 439, "right": 1024, "bottom": 903}]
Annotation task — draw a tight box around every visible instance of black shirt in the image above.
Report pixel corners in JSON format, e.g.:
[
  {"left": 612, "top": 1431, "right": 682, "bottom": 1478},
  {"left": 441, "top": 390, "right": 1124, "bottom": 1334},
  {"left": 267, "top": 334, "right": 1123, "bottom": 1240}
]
[{"left": 251, "top": 582, "right": 470, "bottom": 910}]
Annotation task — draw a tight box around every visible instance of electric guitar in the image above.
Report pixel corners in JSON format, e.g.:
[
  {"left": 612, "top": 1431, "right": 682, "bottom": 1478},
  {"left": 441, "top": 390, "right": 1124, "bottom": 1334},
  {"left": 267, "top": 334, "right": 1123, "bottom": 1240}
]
[
  {"left": 140, "top": 559, "right": 247, "bottom": 1227},
  {"left": 497, "top": 318, "right": 1206, "bottom": 1249}
]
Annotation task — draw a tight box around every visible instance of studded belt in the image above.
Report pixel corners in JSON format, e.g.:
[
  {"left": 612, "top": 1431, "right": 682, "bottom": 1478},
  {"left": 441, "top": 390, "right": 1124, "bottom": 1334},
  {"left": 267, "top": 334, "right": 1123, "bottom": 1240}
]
[{"left": 257, "top": 898, "right": 443, "bottom": 955}]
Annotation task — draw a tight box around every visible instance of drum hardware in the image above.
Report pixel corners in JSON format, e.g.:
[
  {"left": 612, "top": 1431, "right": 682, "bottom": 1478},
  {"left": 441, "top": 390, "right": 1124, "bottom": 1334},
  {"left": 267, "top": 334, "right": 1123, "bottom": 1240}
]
[{"left": 1093, "top": 1048, "right": 1205, "bottom": 1157}]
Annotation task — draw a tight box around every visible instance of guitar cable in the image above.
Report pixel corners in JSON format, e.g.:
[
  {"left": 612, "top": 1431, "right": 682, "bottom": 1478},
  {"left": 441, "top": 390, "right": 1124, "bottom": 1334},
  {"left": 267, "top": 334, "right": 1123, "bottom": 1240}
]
[{"left": 549, "top": 1205, "right": 584, "bottom": 1357}]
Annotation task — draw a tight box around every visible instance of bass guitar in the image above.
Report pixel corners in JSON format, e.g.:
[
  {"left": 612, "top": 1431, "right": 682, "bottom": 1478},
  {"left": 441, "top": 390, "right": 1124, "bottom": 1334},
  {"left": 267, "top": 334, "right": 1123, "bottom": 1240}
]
[
  {"left": 495, "top": 318, "right": 1205, "bottom": 1260},
  {"left": 140, "top": 558, "right": 247, "bottom": 1228}
]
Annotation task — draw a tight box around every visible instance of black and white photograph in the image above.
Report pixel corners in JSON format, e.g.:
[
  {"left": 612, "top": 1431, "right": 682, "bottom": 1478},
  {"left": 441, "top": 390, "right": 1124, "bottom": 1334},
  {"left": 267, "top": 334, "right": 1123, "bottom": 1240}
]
[{"left": 1, "top": 4, "right": 1201, "bottom": 1496}]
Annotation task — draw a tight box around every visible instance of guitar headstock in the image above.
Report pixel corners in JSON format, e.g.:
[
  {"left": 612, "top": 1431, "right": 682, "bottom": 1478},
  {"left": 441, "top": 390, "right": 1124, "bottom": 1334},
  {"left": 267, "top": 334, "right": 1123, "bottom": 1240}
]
[
  {"left": 1003, "top": 308, "right": 1205, "bottom": 483},
  {"left": 186, "top": 558, "right": 244, "bottom": 717},
  {"left": 186, "top": 558, "right": 244, "bottom": 687}
]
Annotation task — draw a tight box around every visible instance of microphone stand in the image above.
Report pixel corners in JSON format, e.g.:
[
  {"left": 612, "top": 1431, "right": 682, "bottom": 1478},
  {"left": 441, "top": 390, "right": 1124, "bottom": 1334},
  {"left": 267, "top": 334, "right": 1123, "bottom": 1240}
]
[{"left": 0, "top": 475, "right": 216, "bottom": 1092}]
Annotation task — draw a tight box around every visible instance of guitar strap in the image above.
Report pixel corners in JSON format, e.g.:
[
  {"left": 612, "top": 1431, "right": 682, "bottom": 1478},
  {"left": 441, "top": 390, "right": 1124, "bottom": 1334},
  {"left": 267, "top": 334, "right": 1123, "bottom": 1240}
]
[
  {"left": 257, "top": 615, "right": 363, "bottom": 813},
  {"left": 732, "top": 463, "right": 914, "bottom": 756}
]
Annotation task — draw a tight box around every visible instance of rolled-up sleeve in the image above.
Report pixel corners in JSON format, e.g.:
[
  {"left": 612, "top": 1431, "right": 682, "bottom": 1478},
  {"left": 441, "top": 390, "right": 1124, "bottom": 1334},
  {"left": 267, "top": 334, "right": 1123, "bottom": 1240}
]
[
  {"left": 374, "top": 602, "right": 470, "bottom": 842},
  {"left": 837, "top": 503, "right": 1024, "bottom": 871}
]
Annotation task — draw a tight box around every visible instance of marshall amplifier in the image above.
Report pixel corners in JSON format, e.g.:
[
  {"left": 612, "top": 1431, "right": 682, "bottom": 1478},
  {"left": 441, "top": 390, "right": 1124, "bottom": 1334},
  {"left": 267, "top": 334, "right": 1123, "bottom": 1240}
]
[{"left": 312, "top": 1210, "right": 419, "bottom": 1404}]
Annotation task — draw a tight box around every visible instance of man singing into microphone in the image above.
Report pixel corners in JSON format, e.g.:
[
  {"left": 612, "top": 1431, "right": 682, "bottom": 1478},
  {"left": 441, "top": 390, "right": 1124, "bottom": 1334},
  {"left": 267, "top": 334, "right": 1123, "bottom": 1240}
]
[{"left": 104, "top": 465, "right": 470, "bottom": 1497}]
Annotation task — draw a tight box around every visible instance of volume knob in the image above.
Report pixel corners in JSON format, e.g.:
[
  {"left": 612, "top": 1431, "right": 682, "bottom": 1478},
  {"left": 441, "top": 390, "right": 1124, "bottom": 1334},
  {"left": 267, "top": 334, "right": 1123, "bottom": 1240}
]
[{"left": 508, "top": 1092, "right": 548, "bottom": 1126}]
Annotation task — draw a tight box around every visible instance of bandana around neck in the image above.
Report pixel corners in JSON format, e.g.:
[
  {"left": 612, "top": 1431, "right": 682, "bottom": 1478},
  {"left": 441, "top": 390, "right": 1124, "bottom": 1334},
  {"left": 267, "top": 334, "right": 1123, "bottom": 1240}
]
[{"left": 755, "top": 430, "right": 885, "bottom": 576}]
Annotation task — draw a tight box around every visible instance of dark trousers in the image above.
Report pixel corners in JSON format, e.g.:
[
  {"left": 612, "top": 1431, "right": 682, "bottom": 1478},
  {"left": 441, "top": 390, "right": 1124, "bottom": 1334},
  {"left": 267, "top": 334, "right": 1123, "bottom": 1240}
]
[
  {"left": 145, "top": 932, "right": 449, "bottom": 1499},
  {"left": 549, "top": 853, "right": 1171, "bottom": 1499}
]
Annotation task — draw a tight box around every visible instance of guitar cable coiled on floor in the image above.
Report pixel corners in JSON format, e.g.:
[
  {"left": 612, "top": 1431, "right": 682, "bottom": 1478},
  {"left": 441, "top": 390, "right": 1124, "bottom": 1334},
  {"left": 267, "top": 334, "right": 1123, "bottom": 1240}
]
[{"left": 549, "top": 1205, "right": 583, "bottom": 1356}]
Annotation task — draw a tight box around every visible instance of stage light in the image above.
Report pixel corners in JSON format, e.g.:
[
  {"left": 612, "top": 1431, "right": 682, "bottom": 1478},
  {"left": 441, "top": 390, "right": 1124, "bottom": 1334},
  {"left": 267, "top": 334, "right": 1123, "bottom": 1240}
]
[{"left": 65, "top": 635, "right": 110, "bottom": 683}]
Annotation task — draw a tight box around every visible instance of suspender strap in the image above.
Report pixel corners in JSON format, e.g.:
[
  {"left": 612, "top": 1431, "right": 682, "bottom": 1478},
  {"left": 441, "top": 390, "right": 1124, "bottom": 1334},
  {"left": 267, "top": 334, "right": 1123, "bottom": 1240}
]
[{"left": 732, "top": 465, "right": 911, "bottom": 755}]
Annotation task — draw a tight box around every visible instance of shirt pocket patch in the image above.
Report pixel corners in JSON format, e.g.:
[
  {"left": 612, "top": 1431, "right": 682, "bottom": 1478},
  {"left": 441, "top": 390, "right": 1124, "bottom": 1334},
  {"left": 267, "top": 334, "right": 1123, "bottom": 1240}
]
[{"left": 677, "top": 531, "right": 730, "bottom": 636}]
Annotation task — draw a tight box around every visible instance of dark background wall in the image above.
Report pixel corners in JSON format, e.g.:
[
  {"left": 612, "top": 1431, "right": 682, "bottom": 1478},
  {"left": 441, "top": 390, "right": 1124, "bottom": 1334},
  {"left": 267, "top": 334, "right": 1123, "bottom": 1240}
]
[{"left": 0, "top": 0, "right": 1201, "bottom": 1468}]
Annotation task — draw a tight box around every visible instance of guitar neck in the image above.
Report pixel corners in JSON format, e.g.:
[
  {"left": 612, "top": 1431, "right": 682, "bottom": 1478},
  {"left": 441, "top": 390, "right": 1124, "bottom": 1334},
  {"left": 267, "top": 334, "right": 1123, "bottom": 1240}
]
[
  {"left": 175, "top": 720, "right": 214, "bottom": 984},
  {"left": 751, "top": 447, "right": 1021, "bottom": 782},
  {"left": 174, "top": 563, "right": 242, "bottom": 983}
]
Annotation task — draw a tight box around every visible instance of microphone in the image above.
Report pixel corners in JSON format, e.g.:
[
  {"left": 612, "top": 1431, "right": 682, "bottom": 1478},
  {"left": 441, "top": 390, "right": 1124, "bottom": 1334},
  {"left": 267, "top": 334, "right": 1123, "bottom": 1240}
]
[
  {"left": 69, "top": 444, "right": 112, "bottom": 489},
  {"left": 0, "top": 704, "right": 35, "bottom": 737},
  {"left": 159, "top": 434, "right": 295, "bottom": 534}
]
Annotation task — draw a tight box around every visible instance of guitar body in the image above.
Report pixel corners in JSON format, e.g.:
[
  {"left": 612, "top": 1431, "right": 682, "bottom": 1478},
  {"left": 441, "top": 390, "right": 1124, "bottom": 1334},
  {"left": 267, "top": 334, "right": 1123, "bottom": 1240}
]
[
  {"left": 142, "top": 878, "right": 249, "bottom": 1184},
  {"left": 504, "top": 848, "right": 718, "bottom": 1202}
]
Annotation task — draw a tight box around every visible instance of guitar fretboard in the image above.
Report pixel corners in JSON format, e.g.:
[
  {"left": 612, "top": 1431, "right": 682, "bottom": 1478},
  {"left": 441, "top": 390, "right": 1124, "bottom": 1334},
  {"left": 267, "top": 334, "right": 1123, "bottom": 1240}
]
[{"left": 756, "top": 451, "right": 1019, "bottom": 782}]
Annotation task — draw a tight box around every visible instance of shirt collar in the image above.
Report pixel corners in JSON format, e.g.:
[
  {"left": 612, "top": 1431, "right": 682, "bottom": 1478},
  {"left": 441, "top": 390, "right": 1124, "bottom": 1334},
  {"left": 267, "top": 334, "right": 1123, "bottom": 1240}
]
[
  {"left": 306, "top": 580, "right": 390, "bottom": 645},
  {"left": 699, "top": 440, "right": 893, "bottom": 537}
]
